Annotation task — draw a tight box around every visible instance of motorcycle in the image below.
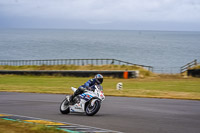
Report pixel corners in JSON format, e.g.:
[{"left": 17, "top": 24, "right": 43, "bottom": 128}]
[{"left": 60, "top": 85, "right": 105, "bottom": 116}]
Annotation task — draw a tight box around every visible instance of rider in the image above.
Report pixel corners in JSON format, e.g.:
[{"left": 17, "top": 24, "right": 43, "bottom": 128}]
[{"left": 69, "top": 74, "right": 103, "bottom": 104}]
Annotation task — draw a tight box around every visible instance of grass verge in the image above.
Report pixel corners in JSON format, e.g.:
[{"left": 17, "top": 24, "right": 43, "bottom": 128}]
[
  {"left": 0, "top": 118, "right": 66, "bottom": 133},
  {"left": 0, "top": 75, "right": 200, "bottom": 100},
  {"left": 190, "top": 65, "right": 200, "bottom": 69},
  {"left": 0, "top": 64, "right": 152, "bottom": 77}
]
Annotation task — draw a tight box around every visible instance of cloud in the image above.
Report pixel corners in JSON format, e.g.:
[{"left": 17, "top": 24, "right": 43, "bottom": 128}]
[{"left": 0, "top": 0, "right": 200, "bottom": 29}]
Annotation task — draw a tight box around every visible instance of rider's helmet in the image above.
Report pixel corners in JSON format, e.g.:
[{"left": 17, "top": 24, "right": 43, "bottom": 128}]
[{"left": 95, "top": 74, "right": 103, "bottom": 84}]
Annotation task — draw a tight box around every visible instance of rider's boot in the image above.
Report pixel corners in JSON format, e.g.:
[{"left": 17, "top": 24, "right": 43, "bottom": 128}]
[{"left": 69, "top": 89, "right": 82, "bottom": 105}]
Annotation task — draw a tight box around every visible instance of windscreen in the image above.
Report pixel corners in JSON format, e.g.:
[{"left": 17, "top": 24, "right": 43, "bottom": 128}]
[{"left": 96, "top": 85, "right": 103, "bottom": 91}]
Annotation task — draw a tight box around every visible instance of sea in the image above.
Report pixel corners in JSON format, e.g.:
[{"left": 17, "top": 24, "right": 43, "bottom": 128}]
[{"left": 0, "top": 29, "right": 200, "bottom": 73}]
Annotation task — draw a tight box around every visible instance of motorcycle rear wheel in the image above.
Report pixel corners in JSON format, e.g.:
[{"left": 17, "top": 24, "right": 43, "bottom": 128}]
[
  {"left": 60, "top": 99, "right": 70, "bottom": 114},
  {"left": 85, "top": 100, "right": 101, "bottom": 116}
]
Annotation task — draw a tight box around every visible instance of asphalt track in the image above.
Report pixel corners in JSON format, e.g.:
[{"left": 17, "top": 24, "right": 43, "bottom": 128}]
[{"left": 0, "top": 92, "right": 200, "bottom": 133}]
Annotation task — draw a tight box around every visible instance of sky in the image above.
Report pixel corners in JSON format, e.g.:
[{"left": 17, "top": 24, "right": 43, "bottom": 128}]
[{"left": 0, "top": 0, "right": 200, "bottom": 31}]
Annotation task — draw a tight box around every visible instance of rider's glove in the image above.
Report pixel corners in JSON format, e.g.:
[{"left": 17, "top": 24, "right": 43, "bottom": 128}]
[
  {"left": 86, "top": 86, "right": 91, "bottom": 90},
  {"left": 86, "top": 86, "right": 95, "bottom": 91}
]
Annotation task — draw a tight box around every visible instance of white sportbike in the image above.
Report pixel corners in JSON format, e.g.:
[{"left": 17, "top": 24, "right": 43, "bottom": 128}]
[{"left": 60, "top": 85, "right": 105, "bottom": 116}]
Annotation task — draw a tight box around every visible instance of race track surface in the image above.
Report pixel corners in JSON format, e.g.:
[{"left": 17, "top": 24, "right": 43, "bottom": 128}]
[{"left": 0, "top": 92, "right": 200, "bottom": 133}]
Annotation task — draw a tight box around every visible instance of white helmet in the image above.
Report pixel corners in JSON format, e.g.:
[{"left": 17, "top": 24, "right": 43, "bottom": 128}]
[{"left": 95, "top": 74, "right": 103, "bottom": 84}]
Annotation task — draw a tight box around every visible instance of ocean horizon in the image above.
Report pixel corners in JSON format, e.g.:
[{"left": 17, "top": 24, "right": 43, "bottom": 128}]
[{"left": 0, "top": 28, "right": 200, "bottom": 73}]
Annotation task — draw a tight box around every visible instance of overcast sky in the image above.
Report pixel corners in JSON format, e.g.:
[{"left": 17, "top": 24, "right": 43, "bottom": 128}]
[{"left": 0, "top": 0, "right": 200, "bottom": 31}]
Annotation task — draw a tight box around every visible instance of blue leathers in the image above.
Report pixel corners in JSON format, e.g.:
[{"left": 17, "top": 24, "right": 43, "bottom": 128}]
[{"left": 78, "top": 78, "right": 99, "bottom": 91}]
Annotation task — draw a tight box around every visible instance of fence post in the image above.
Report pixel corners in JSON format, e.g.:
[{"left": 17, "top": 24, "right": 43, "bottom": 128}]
[
  {"left": 194, "top": 59, "right": 197, "bottom": 65},
  {"left": 111, "top": 59, "right": 114, "bottom": 64},
  {"left": 82, "top": 59, "right": 84, "bottom": 65}
]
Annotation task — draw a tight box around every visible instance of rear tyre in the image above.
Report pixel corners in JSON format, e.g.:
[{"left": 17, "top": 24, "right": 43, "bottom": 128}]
[
  {"left": 60, "top": 99, "right": 70, "bottom": 114},
  {"left": 85, "top": 100, "right": 101, "bottom": 116}
]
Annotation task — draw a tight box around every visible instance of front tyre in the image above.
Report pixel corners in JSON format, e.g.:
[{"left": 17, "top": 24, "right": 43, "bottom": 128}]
[
  {"left": 60, "top": 99, "right": 70, "bottom": 114},
  {"left": 86, "top": 100, "right": 101, "bottom": 116}
]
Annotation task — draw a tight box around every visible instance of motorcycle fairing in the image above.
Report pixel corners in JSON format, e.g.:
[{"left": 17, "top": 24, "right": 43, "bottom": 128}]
[{"left": 80, "top": 93, "right": 93, "bottom": 101}]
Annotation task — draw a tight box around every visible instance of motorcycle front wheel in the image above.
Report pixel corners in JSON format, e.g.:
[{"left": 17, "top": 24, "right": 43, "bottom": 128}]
[
  {"left": 85, "top": 100, "right": 101, "bottom": 116},
  {"left": 60, "top": 99, "right": 70, "bottom": 114}
]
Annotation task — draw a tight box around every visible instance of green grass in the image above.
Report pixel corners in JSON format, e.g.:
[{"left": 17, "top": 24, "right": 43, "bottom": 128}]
[
  {"left": 0, "top": 75, "right": 200, "bottom": 100},
  {"left": 0, "top": 119, "right": 66, "bottom": 133}
]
